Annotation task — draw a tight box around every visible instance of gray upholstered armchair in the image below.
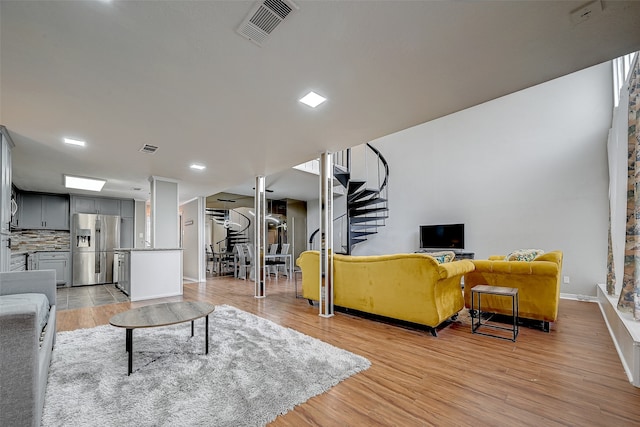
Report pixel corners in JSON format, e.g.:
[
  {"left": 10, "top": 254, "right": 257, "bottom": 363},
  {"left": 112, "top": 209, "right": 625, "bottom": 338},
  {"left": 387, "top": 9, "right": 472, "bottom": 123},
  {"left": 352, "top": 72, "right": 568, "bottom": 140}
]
[{"left": 0, "top": 270, "right": 57, "bottom": 427}]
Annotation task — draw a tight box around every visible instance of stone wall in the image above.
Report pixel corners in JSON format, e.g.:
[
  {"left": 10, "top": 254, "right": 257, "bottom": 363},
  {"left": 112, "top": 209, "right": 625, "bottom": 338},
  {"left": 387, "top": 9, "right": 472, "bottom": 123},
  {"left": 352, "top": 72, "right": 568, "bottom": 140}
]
[{"left": 10, "top": 229, "right": 70, "bottom": 251}]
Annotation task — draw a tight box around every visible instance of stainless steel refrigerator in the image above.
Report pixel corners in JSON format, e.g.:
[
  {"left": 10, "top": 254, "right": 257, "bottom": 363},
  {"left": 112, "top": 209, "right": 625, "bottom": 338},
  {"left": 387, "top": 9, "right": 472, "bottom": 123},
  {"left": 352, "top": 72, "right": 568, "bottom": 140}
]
[{"left": 72, "top": 213, "right": 120, "bottom": 286}]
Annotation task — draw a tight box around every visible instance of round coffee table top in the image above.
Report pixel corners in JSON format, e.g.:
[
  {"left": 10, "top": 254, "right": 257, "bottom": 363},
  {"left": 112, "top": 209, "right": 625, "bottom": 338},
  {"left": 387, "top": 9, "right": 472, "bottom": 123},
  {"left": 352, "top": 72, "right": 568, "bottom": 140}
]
[{"left": 109, "top": 301, "right": 215, "bottom": 329}]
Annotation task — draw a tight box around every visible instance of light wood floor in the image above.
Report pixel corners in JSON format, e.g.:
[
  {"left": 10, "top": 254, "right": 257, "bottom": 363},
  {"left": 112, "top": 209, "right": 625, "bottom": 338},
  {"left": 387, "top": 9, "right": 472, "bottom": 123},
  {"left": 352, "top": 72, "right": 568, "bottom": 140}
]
[{"left": 56, "top": 276, "right": 640, "bottom": 426}]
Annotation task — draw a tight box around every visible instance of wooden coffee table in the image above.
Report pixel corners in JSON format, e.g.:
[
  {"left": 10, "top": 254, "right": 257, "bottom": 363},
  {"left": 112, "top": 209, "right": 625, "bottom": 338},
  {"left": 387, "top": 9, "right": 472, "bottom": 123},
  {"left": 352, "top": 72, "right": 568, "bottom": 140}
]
[{"left": 109, "top": 301, "right": 215, "bottom": 375}]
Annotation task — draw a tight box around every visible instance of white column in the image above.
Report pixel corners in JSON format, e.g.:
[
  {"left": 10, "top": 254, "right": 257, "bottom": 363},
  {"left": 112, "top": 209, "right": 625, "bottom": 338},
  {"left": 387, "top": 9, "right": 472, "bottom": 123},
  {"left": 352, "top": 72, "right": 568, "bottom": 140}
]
[
  {"left": 319, "top": 152, "right": 334, "bottom": 317},
  {"left": 149, "top": 176, "right": 179, "bottom": 248},
  {"left": 254, "top": 176, "right": 266, "bottom": 298}
]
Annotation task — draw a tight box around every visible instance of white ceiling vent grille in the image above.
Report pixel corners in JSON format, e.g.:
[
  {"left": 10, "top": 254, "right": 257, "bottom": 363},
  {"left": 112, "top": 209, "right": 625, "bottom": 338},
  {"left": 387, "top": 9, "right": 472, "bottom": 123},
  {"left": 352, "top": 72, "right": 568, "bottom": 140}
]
[
  {"left": 139, "top": 144, "right": 159, "bottom": 154},
  {"left": 237, "top": 0, "right": 298, "bottom": 46}
]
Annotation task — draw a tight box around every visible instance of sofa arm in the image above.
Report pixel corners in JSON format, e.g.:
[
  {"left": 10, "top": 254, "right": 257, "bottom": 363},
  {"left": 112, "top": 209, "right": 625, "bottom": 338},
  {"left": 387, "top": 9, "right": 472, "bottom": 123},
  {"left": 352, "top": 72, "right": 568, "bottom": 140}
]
[
  {"left": 0, "top": 270, "right": 56, "bottom": 307},
  {"left": 0, "top": 305, "right": 40, "bottom": 425},
  {"left": 437, "top": 259, "right": 475, "bottom": 279}
]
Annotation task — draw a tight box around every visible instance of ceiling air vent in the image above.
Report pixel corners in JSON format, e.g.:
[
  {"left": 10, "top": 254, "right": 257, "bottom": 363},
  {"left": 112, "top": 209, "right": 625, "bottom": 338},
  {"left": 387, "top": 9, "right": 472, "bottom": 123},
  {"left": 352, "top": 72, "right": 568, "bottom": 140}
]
[
  {"left": 139, "top": 144, "right": 159, "bottom": 154},
  {"left": 237, "top": 0, "right": 298, "bottom": 46}
]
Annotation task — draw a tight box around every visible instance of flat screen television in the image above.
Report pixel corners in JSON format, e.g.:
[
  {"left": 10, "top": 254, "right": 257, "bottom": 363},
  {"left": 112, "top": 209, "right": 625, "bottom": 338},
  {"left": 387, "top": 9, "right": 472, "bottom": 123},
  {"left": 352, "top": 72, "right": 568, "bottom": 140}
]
[{"left": 419, "top": 224, "right": 464, "bottom": 250}]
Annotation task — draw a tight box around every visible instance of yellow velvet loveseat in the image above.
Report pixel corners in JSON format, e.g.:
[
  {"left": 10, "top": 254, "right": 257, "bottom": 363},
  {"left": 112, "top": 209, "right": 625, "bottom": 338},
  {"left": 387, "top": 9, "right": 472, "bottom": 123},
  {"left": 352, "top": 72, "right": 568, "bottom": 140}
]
[
  {"left": 463, "top": 250, "right": 563, "bottom": 332},
  {"left": 297, "top": 251, "right": 475, "bottom": 336}
]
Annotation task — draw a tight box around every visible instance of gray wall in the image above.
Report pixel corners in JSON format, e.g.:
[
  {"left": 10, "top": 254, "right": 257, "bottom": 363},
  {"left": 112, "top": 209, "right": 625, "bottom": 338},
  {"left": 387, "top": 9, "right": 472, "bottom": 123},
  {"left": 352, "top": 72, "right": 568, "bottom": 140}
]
[{"left": 308, "top": 62, "right": 613, "bottom": 296}]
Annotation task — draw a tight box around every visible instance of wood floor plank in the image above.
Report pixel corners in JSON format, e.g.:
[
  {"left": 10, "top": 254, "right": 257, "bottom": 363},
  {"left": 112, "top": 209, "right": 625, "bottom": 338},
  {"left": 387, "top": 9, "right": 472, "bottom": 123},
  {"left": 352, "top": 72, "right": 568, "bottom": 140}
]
[{"left": 55, "top": 276, "right": 640, "bottom": 426}]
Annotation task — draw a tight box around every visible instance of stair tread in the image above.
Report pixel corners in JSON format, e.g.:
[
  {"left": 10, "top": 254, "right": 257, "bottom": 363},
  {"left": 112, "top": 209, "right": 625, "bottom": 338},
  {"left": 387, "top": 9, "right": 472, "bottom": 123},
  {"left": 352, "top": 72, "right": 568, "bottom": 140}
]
[
  {"left": 350, "top": 231, "right": 378, "bottom": 237},
  {"left": 347, "top": 181, "right": 367, "bottom": 194},
  {"left": 348, "top": 188, "right": 378, "bottom": 202},
  {"left": 350, "top": 215, "right": 388, "bottom": 223},
  {"left": 349, "top": 197, "right": 387, "bottom": 209},
  {"left": 350, "top": 207, "right": 389, "bottom": 216}
]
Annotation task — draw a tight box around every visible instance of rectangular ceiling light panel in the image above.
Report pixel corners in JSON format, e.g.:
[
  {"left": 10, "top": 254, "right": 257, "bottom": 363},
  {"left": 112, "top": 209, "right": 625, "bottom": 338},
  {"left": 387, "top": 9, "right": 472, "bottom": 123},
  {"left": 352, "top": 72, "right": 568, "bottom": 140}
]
[
  {"left": 64, "top": 175, "right": 106, "bottom": 192},
  {"left": 64, "top": 137, "right": 86, "bottom": 147}
]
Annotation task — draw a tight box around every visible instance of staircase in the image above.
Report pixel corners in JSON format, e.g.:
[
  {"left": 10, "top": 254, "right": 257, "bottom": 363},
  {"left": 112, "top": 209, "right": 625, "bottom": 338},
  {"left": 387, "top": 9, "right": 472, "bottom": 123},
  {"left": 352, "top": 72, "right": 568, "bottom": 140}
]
[
  {"left": 310, "top": 143, "right": 389, "bottom": 254},
  {"left": 206, "top": 209, "right": 251, "bottom": 252}
]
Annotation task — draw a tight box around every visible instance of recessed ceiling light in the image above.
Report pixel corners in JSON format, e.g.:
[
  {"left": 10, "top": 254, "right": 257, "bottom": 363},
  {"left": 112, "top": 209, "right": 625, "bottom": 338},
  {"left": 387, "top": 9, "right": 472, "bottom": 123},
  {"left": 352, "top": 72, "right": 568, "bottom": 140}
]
[
  {"left": 64, "top": 175, "right": 106, "bottom": 192},
  {"left": 190, "top": 164, "right": 206, "bottom": 171},
  {"left": 63, "top": 137, "right": 86, "bottom": 147},
  {"left": 299, "top": 91, "right": 327, "bottom": 108}
]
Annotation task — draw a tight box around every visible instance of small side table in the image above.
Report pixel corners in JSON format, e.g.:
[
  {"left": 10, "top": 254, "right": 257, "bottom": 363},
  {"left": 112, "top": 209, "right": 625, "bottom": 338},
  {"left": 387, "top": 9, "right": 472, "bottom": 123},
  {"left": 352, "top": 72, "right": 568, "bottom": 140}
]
[{"left": 471, "top": 285, "right": 519, "bottom": 341}]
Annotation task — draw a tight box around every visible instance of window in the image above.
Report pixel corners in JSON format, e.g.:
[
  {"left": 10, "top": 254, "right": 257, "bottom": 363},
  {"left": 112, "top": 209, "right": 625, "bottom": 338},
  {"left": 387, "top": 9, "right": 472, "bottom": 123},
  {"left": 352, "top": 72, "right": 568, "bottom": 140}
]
[{"left": 613, "top": 51, "right": 638, "bottom": 107}]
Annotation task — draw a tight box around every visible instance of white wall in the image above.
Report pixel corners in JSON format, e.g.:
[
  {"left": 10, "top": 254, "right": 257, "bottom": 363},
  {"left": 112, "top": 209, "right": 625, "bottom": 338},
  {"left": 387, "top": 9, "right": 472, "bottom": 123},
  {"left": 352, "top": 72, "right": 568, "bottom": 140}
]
[
  {"left": 181, "top": 197, "right": 205, "bottom": 282},
  {"left": 311, "top": 62, "right": 613, "bottom": 296}
]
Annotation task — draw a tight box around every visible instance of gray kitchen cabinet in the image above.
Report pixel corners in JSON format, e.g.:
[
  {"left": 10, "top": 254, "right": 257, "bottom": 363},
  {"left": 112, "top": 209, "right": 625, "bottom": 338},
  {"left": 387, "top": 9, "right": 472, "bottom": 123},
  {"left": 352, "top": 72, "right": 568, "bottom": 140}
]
[
  {"left": 97, "top": 198, "right": 120, "bottom": 215},
  {"left": 120, "top": 199, "right": 134, "bottom": 249},
  {"left": 72, "top": 196, "right": 120, "bottom": 215},
  {"left": 19, "top": 193, "right": 42, "bottom": 229},
  {"left": 18, "top": 193, "right": 70, "bottom": 230},
  {"left": 120, "top": 217, "right": 134, "bottom": 249},
  {"left": 120, "top": 199, "right": 134, "bottom": 218},
  {"left": 115, "top": 251, "right": 130, "bottom": 295},
  {"left": 43, "top": 195, "right": 70, "bottom": 229},
  {"left": 10, "top": 252, "right": 27, "bottom": 271},
  {"left": 0, "top": 235, "right": 9, "bottom": 272},
  {"left": 73, "top": 196, "right": 97, "bottom": 214},
  {"left": 34, "top": 251, "right": 70, "bottom": 286}
]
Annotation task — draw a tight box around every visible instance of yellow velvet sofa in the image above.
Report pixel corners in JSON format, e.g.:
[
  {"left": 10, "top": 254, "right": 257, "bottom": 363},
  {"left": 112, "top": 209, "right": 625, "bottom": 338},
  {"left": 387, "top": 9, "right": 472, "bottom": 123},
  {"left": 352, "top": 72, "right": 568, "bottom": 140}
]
[
  {"left": 463, "top": 251, "right": 563, "bottom": 332},
  {"left": 296, "top": 251, "right": 475, "bottom": 336}
]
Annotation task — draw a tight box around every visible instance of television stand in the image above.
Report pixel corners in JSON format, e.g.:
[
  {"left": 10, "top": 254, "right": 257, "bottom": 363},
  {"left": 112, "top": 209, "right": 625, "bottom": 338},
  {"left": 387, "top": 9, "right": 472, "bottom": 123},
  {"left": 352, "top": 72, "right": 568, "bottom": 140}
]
[{"left": 416, "top": 249, "right": 475, "bottom": 260}]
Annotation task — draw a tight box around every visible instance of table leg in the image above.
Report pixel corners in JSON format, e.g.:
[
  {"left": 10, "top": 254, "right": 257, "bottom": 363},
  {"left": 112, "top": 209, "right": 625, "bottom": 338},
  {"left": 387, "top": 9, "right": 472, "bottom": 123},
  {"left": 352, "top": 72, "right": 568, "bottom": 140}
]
[
  {"left": 191, "top": 320, "right": 194, "bottom": 337},
  {"left": 126, "top": 328, "right": 133, "bottom": 376},
  {"left": 205, "top": 314, "right": 209, "bottom": 354}
]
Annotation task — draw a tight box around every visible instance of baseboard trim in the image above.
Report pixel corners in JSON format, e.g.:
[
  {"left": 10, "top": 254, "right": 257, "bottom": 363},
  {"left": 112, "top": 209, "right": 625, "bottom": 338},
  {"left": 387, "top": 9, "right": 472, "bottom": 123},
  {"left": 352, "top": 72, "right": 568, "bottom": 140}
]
[{"left": 560, "top": 293, "right": 598, "bottom": 302}]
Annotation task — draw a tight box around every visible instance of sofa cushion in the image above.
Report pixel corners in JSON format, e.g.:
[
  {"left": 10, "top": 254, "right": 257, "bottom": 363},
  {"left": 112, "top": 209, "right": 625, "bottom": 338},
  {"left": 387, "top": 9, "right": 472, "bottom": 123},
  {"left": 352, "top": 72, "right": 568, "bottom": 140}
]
[
  {"left": 0, "top": 293, "right": 50, "bottom": 333},
  {"left": 426, "top": 251, "right": 456, "bottom": 263},
  {"left": 506, "top": 249, "right": 545, "bottom": 262}
]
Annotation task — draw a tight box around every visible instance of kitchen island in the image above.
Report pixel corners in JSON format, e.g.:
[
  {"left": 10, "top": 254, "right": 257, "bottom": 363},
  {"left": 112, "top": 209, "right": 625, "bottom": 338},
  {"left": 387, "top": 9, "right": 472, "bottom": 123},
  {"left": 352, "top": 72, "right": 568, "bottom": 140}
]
[{"left": 115, "top": 248, "right": 182, "bottom": 302}]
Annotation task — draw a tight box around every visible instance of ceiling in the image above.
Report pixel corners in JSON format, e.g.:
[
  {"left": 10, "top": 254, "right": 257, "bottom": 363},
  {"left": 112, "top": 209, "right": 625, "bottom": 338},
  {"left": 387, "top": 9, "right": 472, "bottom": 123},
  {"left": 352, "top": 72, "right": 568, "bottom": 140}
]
[{"left": 2, "top": 1, "right": 640, "bottom": 204}]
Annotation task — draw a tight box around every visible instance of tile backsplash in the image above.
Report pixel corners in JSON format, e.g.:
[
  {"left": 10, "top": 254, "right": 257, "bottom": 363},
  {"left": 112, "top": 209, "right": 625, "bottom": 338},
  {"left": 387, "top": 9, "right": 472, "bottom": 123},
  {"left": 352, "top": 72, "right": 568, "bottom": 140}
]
[{"left": 11, "top": 229, "right": 71, "bottom": 252}]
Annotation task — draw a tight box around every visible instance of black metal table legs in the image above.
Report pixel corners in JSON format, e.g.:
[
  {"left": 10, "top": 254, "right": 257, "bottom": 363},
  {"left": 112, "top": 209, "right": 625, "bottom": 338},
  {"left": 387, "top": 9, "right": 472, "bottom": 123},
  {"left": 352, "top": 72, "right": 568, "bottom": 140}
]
[
  {"left": 126, "top": 328, "right": 132, "bottom": 376},
  {"left": 124, "top": 318, "right": 209, "bottom": 376}
]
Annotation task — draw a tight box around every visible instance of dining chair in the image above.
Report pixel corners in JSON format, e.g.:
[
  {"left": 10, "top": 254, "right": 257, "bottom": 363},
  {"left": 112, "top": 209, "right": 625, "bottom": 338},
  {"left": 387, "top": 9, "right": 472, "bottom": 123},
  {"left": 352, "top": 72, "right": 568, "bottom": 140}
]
[
  {"left": 277, "top": 243, "right": 290, "bottom": 277},
  {"left": 247, "top": 244, "right": 256, "bottom": 281},
  {"left": 235, "top": 244, "right": 249, "bottom": 280},
  {"left": 265, "top": 243, "right": 278, "bottom": 277},
  {"left": 205, "top": 245, "right": 215, "bottom": 275}
]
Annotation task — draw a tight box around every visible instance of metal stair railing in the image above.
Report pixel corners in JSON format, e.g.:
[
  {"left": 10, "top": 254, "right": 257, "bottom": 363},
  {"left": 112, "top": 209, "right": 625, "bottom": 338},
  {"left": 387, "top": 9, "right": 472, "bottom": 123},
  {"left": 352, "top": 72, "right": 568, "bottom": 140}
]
[
  {"left": 309, "top": 143, "right": 389, "bottom": 253},
  {"left": 206, "top": 208, "right": 252, "bottom": 253}
]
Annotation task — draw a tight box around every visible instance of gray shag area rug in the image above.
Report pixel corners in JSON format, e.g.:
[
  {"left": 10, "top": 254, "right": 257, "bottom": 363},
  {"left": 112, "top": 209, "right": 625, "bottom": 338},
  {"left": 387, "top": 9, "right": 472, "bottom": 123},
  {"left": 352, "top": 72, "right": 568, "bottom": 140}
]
[{"left": 42, "top": 304, "right": 370, "bottom": 427}]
